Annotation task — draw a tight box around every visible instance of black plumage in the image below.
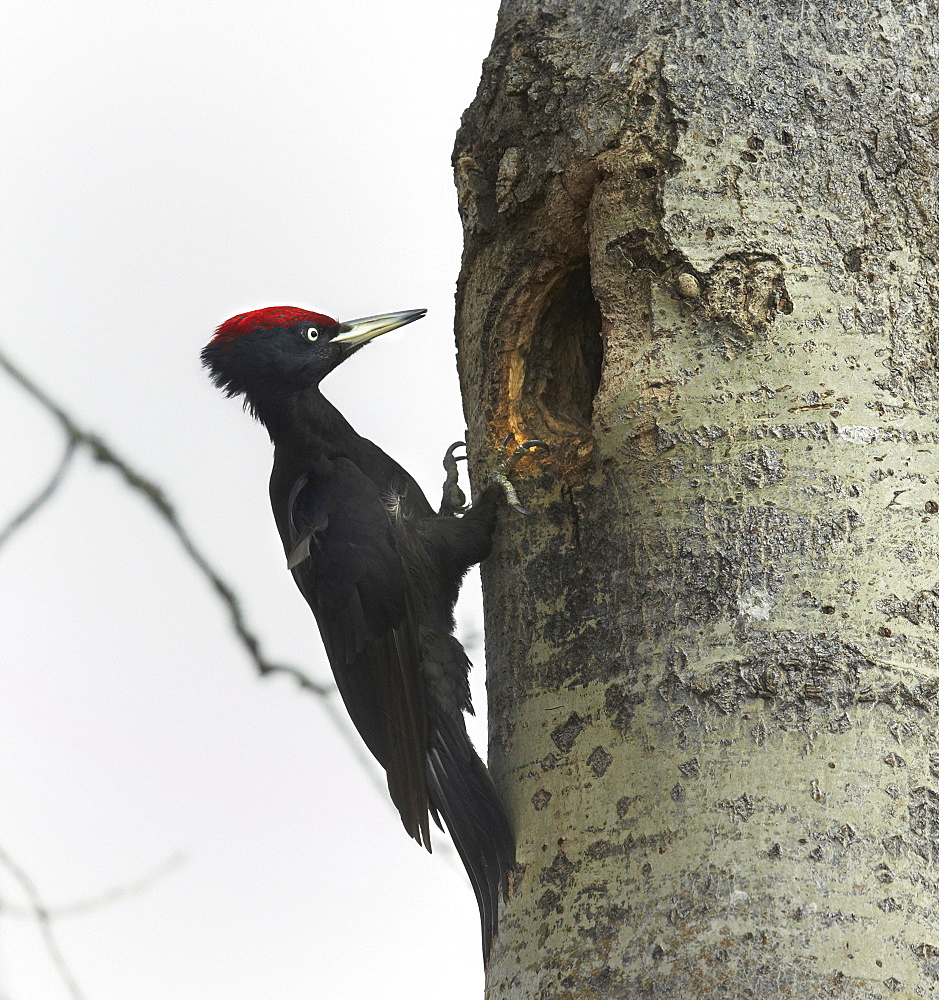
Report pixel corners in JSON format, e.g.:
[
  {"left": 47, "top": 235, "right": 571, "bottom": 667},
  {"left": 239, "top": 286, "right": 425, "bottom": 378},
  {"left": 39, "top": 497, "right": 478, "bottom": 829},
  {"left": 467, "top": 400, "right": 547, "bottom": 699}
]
[{"left": 202, "top": 305, "right": 535, "bottom": 958}]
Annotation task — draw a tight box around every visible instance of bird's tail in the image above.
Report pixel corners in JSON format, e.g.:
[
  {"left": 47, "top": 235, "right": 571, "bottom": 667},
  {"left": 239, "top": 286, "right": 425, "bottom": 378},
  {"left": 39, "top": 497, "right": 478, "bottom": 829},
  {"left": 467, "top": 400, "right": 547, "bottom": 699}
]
[{"left": 426, "top": 711, "right": 515, "bottom": 962}]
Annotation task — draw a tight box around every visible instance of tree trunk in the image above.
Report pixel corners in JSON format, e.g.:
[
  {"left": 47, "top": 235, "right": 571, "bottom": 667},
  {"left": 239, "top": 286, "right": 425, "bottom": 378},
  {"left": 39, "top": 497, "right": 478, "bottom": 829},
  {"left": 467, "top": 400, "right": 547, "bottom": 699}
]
[{"left": 454, "top": 2, "right": 939, "bottom": 997}]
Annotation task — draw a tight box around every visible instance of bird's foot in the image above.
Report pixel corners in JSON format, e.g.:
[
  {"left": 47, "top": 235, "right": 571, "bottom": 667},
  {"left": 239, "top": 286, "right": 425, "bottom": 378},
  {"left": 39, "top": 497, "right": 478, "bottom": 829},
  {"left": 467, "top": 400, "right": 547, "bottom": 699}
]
[
  {"left": 439, "top": 441, "right": 468, "bottom": 516},
  {"left": 489, "top": 434, "right": 550, "bottom": 515}
]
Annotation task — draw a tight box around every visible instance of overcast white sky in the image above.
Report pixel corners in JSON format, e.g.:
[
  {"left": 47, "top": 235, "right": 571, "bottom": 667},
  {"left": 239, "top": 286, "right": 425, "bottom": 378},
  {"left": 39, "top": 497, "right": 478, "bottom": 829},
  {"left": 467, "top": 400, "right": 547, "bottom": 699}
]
[{"left": 0, "top": 1, "right": 505, "bottom": 997}]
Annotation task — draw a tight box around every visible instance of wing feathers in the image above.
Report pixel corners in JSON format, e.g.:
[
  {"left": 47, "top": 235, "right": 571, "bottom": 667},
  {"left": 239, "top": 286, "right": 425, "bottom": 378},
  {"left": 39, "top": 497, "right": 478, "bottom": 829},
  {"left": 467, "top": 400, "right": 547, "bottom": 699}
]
[{"left": 287, "top": 458, "right": 429, "bottom": 845}]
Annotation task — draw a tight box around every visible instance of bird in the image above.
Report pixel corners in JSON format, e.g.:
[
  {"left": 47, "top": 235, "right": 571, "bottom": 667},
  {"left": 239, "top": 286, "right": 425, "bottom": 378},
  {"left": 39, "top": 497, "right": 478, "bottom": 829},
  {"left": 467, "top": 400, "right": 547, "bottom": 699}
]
[{"left": 201, "top": 305, "right": 545, "bottom": 959}]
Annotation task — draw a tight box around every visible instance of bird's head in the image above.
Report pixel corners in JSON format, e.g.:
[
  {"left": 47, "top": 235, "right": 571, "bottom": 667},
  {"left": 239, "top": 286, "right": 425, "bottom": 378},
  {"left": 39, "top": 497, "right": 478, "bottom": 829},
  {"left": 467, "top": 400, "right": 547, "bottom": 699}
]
[{"left": 201, "top": 306, "right": 426, "bottom": 419}]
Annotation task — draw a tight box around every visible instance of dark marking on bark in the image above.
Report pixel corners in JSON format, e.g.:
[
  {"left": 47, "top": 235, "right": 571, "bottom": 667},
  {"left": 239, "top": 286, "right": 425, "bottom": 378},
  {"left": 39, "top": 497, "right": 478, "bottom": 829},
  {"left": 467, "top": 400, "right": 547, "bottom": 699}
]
[
  {"left": 585, "top": 840, "right": 616, "bottom": 860},
  {"left": 604, "top": 234, "right": 791, "bottom": 343},
  {"left": 671, "top": 704, "right": 697, "bottom": 728},
  {"left": 604, "top": 682, "right": 636, "bottom": 736},
  {"left": 843, "top": 247, "right": 864, "bottom": 272},
  {"left": 606, "top": 228, "right": 681, "bottom": 277},
  {"left": 880, "top": 590, "right": 939, "bottom": 631},
  {"left": 678, "top": 756, "right": 700, "bottom": 778},
  {"left": 909, "top": 786, "right": 939, "bottom": 864},
  {"left": 888, "top": 720, "right": 919, "bottom": 744},
  {"left": 537, "top": 888, "right": 562, "bottom": 917},
  {"left": 829, "top": 712, "right": 852, "bottom": 733},
  {"left": 587, "top": 744, "right": 613, "bottom": 777},
  {"left": 542, "top": 845, "right": 578, "bottom": 890},
  {"left": 616, "top": 795, "right": 639, "bottom": 820},
  {"left": 882, "top": 834, "right": 907, "bottom": 858},
  {"left": 718, "top": 793, "right": 755, "bottom": 821},
  {"left": 874, "top": 863, "right": 895, "bottom": 884},
  {"left": 551, "top": 711, "right": 587, "bottom": 752},
  {"left": 830, "top": 823, "right": 857, "bottom": 847},
  {"left": 739, "top": 445, "right": 788, "bottom": 488},
  {"left": 532, "top": 787, "right": 553, "bottom": 811},
  {"left": 585, "top": 966, "right": 622, "bottom": 993}
]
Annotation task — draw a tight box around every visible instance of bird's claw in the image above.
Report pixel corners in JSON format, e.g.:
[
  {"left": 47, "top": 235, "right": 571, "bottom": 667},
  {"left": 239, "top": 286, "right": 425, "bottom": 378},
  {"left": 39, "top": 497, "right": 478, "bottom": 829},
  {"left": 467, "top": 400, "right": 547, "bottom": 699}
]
[
  {"left": 490, "top": 470, "right": 530, "bottom": 515},
  {"left": 439, "top": 441, "right": 468, "bottom": 516},
  {"left": 490, "top": 435, "right": 550, "bottom": 515}
]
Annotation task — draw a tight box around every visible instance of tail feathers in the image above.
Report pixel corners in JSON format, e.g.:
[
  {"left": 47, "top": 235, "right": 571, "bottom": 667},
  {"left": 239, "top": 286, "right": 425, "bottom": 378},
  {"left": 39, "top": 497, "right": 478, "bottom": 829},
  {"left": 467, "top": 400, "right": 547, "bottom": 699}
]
[{"left": 426, "top": 713, "right": 515, "bottom": 961}]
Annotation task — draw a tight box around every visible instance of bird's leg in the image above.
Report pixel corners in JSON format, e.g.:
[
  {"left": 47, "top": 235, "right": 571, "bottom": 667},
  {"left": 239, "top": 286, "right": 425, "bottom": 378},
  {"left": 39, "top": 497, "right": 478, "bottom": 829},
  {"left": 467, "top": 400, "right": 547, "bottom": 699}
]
[
  {"left": 439, "top": 441, "right": 468, "bottom": 516},
  {"left": 423, "top": 435, "right": 550, "bottom": 577},
  {"left": 489, "top": 434, "right": 550, "bottom": 515}
]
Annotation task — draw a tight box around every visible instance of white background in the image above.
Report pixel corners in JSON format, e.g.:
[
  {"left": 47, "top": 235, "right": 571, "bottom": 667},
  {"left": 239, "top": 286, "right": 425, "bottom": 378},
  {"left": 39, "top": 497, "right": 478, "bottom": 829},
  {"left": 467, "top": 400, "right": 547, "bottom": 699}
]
[{"left": 0, "top": 1, "right": 503, "bottom": 996}]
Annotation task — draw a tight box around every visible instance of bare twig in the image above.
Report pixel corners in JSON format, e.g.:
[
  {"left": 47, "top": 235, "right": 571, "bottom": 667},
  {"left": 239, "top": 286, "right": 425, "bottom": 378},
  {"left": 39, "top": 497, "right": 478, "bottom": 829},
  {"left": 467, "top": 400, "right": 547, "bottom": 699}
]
[
  {"left": 0, "top": 846, "right": 87, "bottom": 1000},
  {"left": 0, "top": 438, "right": 77, "bottom": 550},
  {"left": 0, "top": 852, "right": 186, "bottom": 921},
  {"left": 0, "top": 346, "right": 330, "bottom": 696}
]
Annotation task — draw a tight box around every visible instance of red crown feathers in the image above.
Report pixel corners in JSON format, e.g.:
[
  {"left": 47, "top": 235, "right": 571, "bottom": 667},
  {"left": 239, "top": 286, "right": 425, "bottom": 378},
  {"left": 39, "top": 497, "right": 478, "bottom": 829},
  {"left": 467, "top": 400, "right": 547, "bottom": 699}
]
[{"left": 211, "top": 307, "right": 337, "bottom": 345}]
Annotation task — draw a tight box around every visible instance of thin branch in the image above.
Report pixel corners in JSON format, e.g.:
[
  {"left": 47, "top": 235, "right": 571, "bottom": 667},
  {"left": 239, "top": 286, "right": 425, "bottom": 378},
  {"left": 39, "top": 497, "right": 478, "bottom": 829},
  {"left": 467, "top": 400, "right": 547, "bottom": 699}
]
[
  {"left": 0, "top": 438, "right": 77, "bottom": 550},
  {"left": 0, "top": 852, "right": 186, "bottom": 921},
  {"left": 0, "top": 345, "right": 330, "bottom": 696},
  {"left": 0, "top": 845, "right": 86, "bottom": 1000}
]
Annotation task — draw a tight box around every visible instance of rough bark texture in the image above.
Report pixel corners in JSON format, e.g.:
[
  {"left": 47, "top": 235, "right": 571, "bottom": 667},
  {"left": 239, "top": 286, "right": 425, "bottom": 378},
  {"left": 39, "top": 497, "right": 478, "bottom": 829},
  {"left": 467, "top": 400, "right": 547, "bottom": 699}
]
[{"left": 454, "top": 2, "right": 939, "bottom": 997}]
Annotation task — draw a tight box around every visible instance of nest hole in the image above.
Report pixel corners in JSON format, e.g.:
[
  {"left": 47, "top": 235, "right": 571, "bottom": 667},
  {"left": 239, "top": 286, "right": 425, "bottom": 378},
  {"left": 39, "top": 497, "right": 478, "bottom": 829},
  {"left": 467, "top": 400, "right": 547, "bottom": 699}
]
[{"left": 526, "top": 262, "right": 603, "bottom": 434}]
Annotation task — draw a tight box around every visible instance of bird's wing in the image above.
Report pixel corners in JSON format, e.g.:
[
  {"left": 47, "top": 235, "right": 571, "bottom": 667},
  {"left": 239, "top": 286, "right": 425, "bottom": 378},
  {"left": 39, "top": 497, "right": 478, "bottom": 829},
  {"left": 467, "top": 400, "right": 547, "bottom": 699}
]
[{"left": 286, "top": 457, "right": 430, "bottom": 847}]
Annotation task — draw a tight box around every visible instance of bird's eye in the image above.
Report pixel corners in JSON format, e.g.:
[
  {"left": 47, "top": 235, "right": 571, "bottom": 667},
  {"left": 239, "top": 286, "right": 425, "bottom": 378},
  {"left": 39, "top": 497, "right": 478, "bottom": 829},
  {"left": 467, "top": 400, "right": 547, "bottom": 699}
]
[{"left": 305, "top": 327, "right": 319, "bottom": 342}]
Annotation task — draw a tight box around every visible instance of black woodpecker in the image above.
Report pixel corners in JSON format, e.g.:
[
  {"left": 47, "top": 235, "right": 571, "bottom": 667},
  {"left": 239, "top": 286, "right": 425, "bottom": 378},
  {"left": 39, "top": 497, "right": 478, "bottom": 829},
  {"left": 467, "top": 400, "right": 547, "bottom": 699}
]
[{"left": 201, "top": 305, "right": 545, "bottom": 959}]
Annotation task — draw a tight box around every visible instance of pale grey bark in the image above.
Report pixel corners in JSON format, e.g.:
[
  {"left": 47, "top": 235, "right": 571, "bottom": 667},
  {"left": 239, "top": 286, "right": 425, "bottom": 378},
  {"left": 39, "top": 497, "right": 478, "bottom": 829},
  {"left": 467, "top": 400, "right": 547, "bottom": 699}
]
[{"left": 455, "top": 2, "right": 939, "bottom": 997}]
